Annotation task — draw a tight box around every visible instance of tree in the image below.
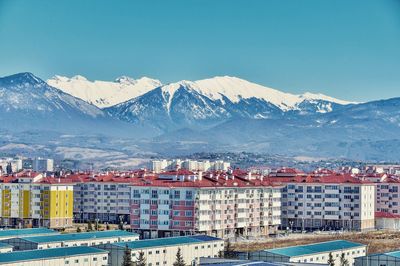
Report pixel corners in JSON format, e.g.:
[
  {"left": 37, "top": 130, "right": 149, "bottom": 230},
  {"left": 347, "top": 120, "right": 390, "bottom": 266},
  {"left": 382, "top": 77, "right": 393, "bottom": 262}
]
[
  {"left": 327, "top": 252, "right": 335, "bottom": 266},
  {"left": 6, "top": 163, "right": 12, "bottom": 174},
  {"left": 173, "top": 247, "right": 186, "bottom": 266},
  {"left": 136, "top": 250, "right": 146, "bottom": 266},
  {"left": 87, "top": 221, "right": 93, "bottom": 231},
  {"left": 106, "top": 223, "right": 111, "bottom": 230},
  {"left": 122, "top": 244, "right": 133, "bottom": 266},
  {"left": 223, "top": 239, "right": 235, "bottom": 259},
  {"left": 119, "top": 222, "right": 124, "bottom": 230},
  {"left": 340, "top": 253, "right": 349, "bottom": 266},
  {"left": 76, "top": 227, "right": 82, "bottom": 233}
]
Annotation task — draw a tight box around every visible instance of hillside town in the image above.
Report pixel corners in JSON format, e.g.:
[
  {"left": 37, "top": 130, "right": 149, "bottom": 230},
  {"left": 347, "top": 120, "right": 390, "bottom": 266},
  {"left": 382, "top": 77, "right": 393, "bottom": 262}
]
[{"left": 0, "top": 158, "right": 399, "bottom": 265}]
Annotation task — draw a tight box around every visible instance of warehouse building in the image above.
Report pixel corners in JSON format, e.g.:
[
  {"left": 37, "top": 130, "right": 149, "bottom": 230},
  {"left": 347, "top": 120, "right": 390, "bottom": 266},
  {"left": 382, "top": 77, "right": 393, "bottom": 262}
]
[
  {"left": 3, "top": 230, "right": 139, "bottom": 251},
  {"left": 249, "top": 240, "right": 367, "bottom": 266},
  {"left": 354, "top": 250, "right": 400, "bottom": 266},
  {"left": 0, "top": 244, "right": 12, "bottom": 253},
  {"left": 99, "top": 235, "right": 224, "bottom": 266},
  {"left": 0, "top": 246, "right": 108, "bottom": 265},
  {"left": 0, "top": 228, "right": 59, "bottom": 241}
]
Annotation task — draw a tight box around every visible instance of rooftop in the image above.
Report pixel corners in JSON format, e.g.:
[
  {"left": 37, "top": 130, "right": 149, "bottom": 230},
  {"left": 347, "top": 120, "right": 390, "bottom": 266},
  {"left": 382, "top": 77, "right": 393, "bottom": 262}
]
[
  {"left": 0, "top": 228, "right": 58, "bottom": 238},
  {"left": 264, "top": 240, "right": 366, "bottom": 257},
  {"left": 384, "top": 251, "right": 400, "bottom": 258},
  {"left": 0, "top": 243, "right": 12, "bottom": 249},
  {"left": 0, "top": 246, "right": 107, "bottom": 264},
  {"left": 113, "top": 235, "right": 222, "bottom": 250},
  {"left": 21, "top": 230, "right": 138, "bottom": 243}
]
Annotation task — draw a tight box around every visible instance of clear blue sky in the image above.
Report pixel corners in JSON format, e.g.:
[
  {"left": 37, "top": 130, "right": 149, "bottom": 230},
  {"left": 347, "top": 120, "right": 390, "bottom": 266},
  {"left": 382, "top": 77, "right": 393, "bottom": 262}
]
[{"left": 0, "top": 0, "right": 399, "bottom": 102}]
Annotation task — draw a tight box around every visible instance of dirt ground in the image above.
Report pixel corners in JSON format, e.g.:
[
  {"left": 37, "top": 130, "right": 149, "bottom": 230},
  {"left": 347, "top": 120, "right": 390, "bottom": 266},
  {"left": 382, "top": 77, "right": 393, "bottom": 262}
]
[{"left": 233, "top": 230, "right": 400, "bottom": 254}]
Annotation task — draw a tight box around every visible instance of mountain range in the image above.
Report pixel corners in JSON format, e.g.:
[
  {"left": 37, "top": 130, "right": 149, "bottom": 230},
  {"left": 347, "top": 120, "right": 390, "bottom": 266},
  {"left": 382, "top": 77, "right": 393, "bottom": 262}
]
[{"left": 1, "top": 72, "right": 400, "bottom": 162}]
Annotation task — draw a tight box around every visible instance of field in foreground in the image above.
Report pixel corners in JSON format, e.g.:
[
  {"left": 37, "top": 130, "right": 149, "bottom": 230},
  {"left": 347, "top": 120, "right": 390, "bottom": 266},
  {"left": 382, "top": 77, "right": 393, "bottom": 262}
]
[{"left": 233, "top": 231, "right": 400, "bottom": 254}]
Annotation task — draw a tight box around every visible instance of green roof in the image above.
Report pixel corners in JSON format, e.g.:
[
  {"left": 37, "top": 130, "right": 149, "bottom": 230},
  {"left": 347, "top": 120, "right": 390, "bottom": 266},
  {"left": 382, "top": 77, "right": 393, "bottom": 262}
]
[
  {"left": 21, "top": 230, "right": 138, "bottom": 243},
  {"left": 0, "top": 228, "right": 57, "bottom": 238},
  {"left": 0, "top": 246, "right": 107, "bottom": 264},
  {"left": 114, "top": 235, "right": 222, "bottom": 250},
  {"left": 265, "top": 240, "right": 365, "bottom": 257}
]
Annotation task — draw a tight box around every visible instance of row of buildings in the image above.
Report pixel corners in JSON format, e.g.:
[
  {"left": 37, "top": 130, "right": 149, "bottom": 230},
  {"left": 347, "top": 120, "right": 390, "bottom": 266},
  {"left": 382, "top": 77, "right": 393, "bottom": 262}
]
[
  {"left": 0, "top": 157, "right": 54, "bottom": 174},
  {"left": 150, "top": 159, "right": 231, "bottom": 173},
  {"left": 2, "top": 166, "right": 400, "bottom": 237},
  {"left": 0, "top": 227, "right": 223, "bottom": 265}
]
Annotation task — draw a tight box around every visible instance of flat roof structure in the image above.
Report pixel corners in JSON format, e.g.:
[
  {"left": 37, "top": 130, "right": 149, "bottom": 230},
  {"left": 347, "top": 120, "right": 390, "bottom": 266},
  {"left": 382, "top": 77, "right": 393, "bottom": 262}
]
[
  {"left": 264, "top": 240, "right": 366, "bottom": 257},
  {"left": 20, "top": 230, "right": 138, "bottom": 244},
  {"left": 0, "top": 228, "right": 58, "bottom": 240},
  {"left": 0, "top": 246, "right": 107, "bottom": 264},
  {"left": 113, "top": 235, "right": 221, "bottom": 250}
]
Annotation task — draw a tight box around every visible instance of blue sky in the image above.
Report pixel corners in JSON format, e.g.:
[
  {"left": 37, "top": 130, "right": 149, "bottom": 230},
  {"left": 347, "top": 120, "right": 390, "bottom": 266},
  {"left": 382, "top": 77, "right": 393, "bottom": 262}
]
[{"left": 0, "top": 0, "right": 399, "bottom": 102}]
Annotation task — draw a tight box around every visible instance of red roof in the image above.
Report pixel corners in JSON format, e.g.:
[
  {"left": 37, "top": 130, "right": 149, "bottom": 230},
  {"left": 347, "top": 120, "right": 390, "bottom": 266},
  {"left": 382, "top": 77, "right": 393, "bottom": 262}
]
[
  {"left": 267, "top": 174, "right": 372, "bottom": 184},
  {"left": 375, "top": 211, "right": 400, "bottom": 219}
]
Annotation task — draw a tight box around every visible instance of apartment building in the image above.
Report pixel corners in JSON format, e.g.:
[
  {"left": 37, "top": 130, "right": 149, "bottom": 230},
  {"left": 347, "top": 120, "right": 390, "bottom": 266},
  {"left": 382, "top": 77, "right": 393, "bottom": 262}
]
[
  {"left": 0, "top": 171, "right": 74, "bottom": 228},
  {"left": 374, "top": 177, "right": 400, "bottom": 215},
  {"left": 70, "top": 172, "right": 135, "bottom": 224},
  {"left": 150, "top": 159, "right": 231, "bottom": 173},
  {"left": 269, "top": 174, "right": 375, "bottom": 231},
  {"left": 130, "top": 170, "right": 282, "bottom": 239},
  {"left": 99, "top": 235, "right": 224, "bottom": 266}
]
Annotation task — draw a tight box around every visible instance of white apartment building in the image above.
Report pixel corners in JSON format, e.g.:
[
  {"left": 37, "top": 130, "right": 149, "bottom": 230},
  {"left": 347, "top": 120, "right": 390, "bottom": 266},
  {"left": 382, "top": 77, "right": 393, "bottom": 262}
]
[
  {"left": 374, "top": 177, "right": 400, "bottom": 215},
  {"left": 32, "top": 158, "right": 54, "bottom": 172},
  {"left": 250, "top": 240, "right": 367, "bottom": 266},
  {"left": 0, "top": 158, "right": 22, "bottom": 174},
  {"left": 150, "top": 159, "right": 231, "bottom": 173},
  {"left": 0, "top": 246, "right": 108, "bottom": 266},
  {"left": 269, "top": 174, "right": 375, "bottom": 231},
  {"left": 99, "top": 235, "right": 224, "bottom": 266},
  {"left": 71, "top": 173, "right": 132, "bottom": 224},
  {"left": 130, "top": 171, "right": 282, "bottom": 239}
]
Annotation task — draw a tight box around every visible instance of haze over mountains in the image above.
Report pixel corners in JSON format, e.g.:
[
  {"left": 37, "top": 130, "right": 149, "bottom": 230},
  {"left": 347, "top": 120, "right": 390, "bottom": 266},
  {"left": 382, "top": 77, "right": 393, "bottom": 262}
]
[{"left": 1, "top": 72, "right": 400, "bottom": 163}]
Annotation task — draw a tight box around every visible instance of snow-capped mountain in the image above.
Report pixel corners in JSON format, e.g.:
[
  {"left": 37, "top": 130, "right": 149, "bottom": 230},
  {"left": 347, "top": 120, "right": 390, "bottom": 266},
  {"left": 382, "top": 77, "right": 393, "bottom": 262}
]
[
  {"left": 47, "top": 75, "right": 162, "bottom": 108},
  {"left": 105, "top": 76, "right": 355, "bottom": 130},
  {"left": 4, "top": 72, "right": 400, "bottom": 161},
  {"left": 0, "top": 73, "right": 152, "bottom": 137}
]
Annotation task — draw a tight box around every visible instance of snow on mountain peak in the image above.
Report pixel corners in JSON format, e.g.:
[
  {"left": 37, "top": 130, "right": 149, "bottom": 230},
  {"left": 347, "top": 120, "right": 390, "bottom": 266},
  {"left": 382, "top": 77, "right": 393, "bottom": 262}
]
[
  {"left": 47, "top": 75, "right": 162, "bottom": 108},
  {"left": 115, "top": 76, "right": 137, "bottom": 84},
  {"left": 299, "top": 92, "right": 357, "bottom": 105},
  {"left": 71, "top": 75, "right": 88, "bottom": 81}
]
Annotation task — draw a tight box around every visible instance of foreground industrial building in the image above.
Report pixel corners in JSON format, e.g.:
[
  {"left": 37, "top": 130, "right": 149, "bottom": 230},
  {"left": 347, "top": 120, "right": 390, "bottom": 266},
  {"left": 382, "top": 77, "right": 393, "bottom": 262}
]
[
  {"left": 248, "top": 240, "right": 367, "bottom": 266},
  {"left": 0, "top": 246, "right": 108, "bottom": 265},
  {"left": 2, "top": 230, "right": 139, "bottom": 250},
  {"left": 0, "top": 228, "right": 59, "bottom": 241},
  {"left": 98, "top": 235, "right": 224, "bottom": 266},
  {"left": 355, "top": 250, "right": 400, "bottom": 266}
]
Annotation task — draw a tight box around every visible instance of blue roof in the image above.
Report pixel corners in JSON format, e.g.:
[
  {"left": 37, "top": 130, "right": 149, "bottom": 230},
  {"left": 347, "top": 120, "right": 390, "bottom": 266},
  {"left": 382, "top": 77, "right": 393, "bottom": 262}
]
[
  {"left": 265, "top": 240, "right": 366, "bottom": 257},
  {"left": 0, "top": 228, "right": 57, "bottom": 238},
  {"left": 0, "top": 246, "right": 107, "bottom": 264},
  {"left": 114, "top": 235, "right": 222, "bottom": 250},
  {"left": 21, "top": 230, "right": 138, "bottom": 243},
  {"left": 384, "top": 251, "right": 400, "bottom": 258},
  {"left": 0, "top": 243, "right": 12, "bottom": 249}
]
